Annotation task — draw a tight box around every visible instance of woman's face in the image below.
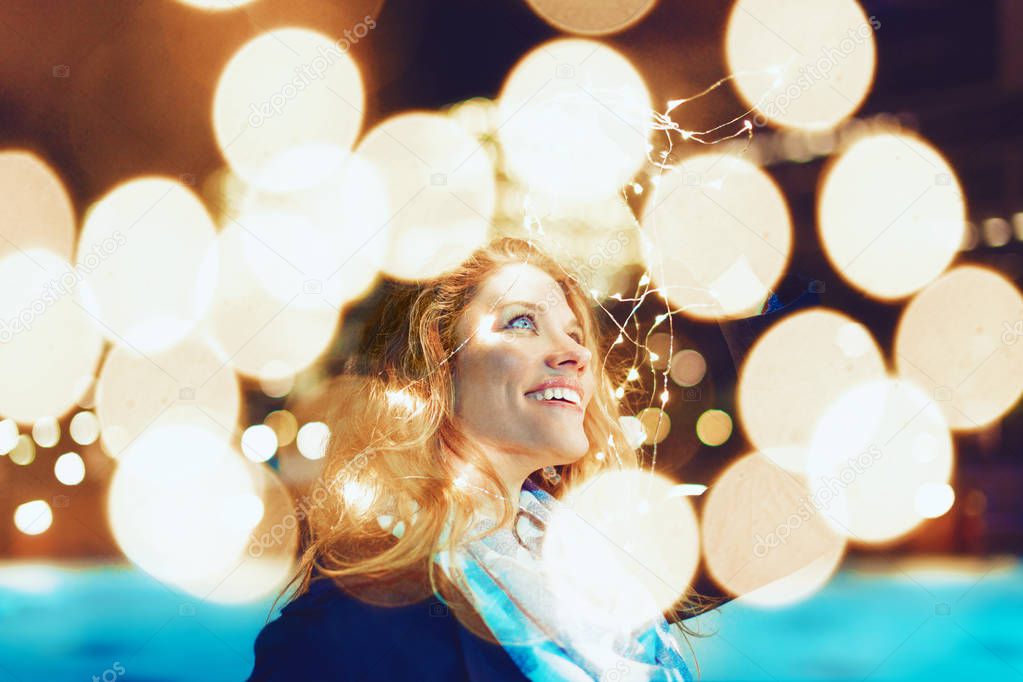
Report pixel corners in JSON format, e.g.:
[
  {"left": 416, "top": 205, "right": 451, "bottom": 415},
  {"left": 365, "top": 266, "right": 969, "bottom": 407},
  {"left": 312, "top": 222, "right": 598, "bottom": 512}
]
[{"left": 452, "top": 263, "right": 596, "bottom": 481}]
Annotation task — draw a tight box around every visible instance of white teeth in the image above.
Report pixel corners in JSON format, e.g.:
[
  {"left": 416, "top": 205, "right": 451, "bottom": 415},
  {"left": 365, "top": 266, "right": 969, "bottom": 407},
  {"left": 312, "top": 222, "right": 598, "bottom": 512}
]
[{"left": 526, "top": 387, "right": 581, "bottom": 405}]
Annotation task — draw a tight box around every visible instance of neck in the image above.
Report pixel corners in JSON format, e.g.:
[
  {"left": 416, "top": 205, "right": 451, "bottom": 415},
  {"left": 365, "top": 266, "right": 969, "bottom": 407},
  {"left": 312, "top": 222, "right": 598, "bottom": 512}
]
[{"left": 451, "top": 434, "right": 545, "bottom": 527}]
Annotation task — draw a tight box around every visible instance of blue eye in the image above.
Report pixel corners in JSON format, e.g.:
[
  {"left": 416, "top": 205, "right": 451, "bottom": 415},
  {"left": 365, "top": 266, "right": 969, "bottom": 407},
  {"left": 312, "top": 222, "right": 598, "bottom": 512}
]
[
  {"left": 506, "top": 312, "right": 537, "bottom": 331},
  {"left": 506, "top": 312, "right": 584, "bottom": 344}
]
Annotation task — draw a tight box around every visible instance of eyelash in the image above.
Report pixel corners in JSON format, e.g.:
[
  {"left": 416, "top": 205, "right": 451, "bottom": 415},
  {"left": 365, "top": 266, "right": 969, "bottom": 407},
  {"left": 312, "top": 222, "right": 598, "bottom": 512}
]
[{"left": 506, "top": 312, "right": 583, "bottom": 344}]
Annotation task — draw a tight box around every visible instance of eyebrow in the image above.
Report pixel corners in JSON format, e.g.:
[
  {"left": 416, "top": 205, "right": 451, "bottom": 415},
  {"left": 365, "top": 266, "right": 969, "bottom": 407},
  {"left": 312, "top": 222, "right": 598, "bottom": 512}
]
[{"left": 497, "top": 300, "right": 583, "bottom": 333}]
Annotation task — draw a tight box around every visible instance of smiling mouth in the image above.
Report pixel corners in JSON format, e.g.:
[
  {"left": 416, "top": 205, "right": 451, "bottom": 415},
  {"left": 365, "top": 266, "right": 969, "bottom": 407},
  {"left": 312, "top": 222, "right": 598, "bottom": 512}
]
[{"left": 524, "top": 389, "right": 583, "bottom": 413}]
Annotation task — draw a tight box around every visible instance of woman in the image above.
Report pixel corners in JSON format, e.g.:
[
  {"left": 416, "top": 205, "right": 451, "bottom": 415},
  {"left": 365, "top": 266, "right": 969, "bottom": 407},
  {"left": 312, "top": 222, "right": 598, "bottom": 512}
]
[{"left": 247, "top": 237, "right": 699, "bottom": 681}]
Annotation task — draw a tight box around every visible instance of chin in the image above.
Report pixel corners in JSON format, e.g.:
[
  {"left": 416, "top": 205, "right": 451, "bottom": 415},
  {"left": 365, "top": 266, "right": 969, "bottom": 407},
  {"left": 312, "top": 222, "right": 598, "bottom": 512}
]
[{"left": 552, "top": 437, "right": 590, "bottom": 464}]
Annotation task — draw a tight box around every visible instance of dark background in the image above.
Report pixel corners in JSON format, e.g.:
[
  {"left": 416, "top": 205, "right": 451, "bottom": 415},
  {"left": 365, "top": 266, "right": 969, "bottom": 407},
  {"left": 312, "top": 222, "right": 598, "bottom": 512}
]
[{"left": 0, "top": 0, "right": 1019, "bottom": 560}]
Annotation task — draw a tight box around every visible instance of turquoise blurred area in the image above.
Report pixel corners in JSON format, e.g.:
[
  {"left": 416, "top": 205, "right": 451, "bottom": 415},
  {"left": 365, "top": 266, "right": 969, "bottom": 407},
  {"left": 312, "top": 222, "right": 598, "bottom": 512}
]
[
  {"left": 0, "top": 561, "right": 278, "bottom": 682},
  {"left": 1, "top": 557, "right": 1020, "bottom": 681},
  {"left": 685, "top": 556, "right": 1023, "bottom": 680}
]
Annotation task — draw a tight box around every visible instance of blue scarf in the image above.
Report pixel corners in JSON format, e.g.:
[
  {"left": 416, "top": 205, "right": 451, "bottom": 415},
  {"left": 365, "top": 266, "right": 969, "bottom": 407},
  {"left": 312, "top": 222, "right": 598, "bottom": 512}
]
[{"left": 431, "top": 478, "right": 694, "bottom": 682}]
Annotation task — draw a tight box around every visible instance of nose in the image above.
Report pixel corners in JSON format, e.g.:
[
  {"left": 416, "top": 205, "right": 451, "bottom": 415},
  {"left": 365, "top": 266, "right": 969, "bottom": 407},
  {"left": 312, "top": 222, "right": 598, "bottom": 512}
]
[{"left": 546, "top": 334, "right": 591, "bottom": 373}]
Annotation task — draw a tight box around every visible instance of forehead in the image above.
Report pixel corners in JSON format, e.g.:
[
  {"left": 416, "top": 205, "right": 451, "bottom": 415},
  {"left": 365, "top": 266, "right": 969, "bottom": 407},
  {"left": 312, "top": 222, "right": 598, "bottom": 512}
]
[{"left": 473, "top": 263, "right": 569, "bottom": 310}]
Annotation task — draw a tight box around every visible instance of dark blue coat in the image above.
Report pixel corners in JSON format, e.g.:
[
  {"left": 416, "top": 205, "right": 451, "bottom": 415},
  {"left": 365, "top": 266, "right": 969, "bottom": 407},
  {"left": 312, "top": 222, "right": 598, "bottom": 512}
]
[{"left": 246, "top": 574, "right": 528, "bottom": 681}]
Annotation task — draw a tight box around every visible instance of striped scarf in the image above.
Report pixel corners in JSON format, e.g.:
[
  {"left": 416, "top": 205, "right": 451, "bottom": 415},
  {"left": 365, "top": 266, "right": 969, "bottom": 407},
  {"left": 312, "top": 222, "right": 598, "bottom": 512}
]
[{"left": 431, "top": 478, "right": 694, "bottom": 682}]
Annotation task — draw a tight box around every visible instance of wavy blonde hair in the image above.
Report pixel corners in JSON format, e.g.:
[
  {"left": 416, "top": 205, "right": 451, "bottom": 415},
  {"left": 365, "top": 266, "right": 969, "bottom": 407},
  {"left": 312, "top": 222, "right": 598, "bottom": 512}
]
[{"left": 275, "top": 236, "right": 710, "bottom": 646}]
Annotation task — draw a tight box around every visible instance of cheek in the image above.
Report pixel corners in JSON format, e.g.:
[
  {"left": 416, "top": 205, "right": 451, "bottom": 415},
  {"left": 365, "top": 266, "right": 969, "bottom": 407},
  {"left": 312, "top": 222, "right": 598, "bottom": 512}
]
[{"left": 456, "top": 347, "right": 528, "bottom": 408}]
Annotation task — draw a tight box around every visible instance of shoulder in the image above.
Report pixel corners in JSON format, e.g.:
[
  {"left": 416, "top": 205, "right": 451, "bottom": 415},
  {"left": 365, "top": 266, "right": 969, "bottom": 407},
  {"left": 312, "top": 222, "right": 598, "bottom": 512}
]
[
  {"left": 245, "top": 575, "right": 474, "bottom": 681},
  {"left": 245, "top": 577, "right": 343, "bottom": 681}
]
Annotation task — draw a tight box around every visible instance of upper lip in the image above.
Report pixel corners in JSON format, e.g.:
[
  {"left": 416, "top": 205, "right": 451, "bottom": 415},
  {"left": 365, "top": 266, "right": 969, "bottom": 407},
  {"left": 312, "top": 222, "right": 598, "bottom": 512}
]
[{"left": 524, "top": 377, "right": 585, "bottom": 403}]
